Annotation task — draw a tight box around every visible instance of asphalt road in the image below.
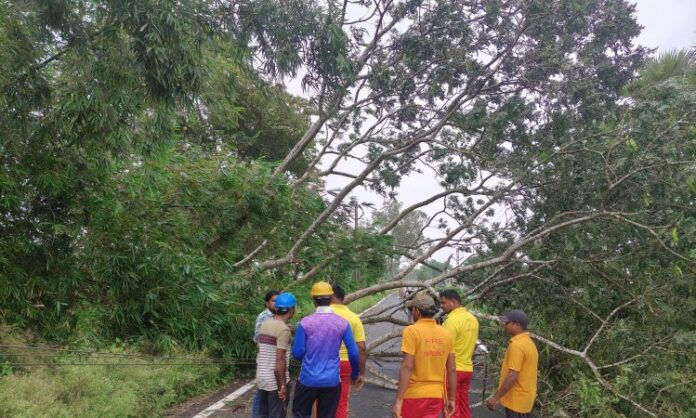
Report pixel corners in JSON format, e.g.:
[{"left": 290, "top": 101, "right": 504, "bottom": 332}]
[{"left": 178, "top": 293, "right": 503, "bottom": 418}]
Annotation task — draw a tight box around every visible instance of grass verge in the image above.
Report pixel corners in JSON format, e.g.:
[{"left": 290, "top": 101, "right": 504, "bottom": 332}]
[
  {"left": 350, "top": 290, "right": 391, "bottom": 314},
  {"left": 0, "top": 326, "right": 227, "bottom": 418}
]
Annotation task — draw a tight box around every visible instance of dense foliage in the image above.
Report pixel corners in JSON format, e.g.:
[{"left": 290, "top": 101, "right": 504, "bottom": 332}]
[
  {"left": 468, "top": 52, "right": 696, "bottom": 417},
  {"left": 1, "top": 0, "right": 694, "bottom": 416},
  {"left": 0, "top": 0, "right": 388, "bottom": 359}
]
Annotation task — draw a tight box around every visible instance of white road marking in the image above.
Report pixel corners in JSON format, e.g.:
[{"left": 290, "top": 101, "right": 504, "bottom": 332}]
[{"left": 192, "top": 381, "right": 256, "bottom": 418}]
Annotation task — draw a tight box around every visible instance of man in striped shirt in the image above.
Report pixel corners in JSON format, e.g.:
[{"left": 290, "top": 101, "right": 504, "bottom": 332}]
[
  {"left": 255, "top": 293, "right": 296, "bottom": 418},
  {"left": 252, "top": 290, "right": 280, "bottom": 417}
]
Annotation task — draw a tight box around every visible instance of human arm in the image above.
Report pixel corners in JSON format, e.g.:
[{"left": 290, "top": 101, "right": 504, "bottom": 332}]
[
  {"left": 391, "top": 353, "right": 415, "bottom": 418},
  {"left": 445, "top": 353, "right": 456, "bottom": 417},
  {"left": 354, "top": 341, "right": 366, "bottom": 389},
  {"left": 354, "top": 320, "right": 367, "bottom": 376},
  {"left": 485, "top": 369, "right": 519, "bottom": 410},
  {"left": 292, "top": 323, "right": 306, "bottom": 359},
  {"left": 274, "top": 348, "right": 288, "bottom": 401},
  {"left": 342, "top": 325, "right": 361, "bottom": 382},
  {"left": 486, "top": 342, "right": 524, "bottom": 410},
  {"left": 354, "top": 319, "right": 367, "bottom": 389},
  {"left": 358, "top": 343, "right": 367, "bottom": 374}
]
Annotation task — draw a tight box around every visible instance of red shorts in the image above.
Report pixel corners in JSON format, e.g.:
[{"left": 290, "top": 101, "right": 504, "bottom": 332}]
[
  {"left": 452, "top": 371, "right": 473, "bottom": 418},
  {"left": 400, "top": 398, "right": 444, "bottom": 418},
  {"left": 336, "top": 360, "right": 351, "bottom": 418}
]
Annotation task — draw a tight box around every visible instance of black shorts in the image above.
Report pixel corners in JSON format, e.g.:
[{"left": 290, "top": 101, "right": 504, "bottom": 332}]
[
  {"left": 291, "top": 381, "right": 341, "bottom": 418},
  {"left": 505, "top": 407, "right": 533, "bottom": 418}
]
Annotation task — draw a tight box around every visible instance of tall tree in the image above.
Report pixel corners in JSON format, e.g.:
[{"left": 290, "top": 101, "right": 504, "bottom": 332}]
[
  {"left": 0, "top": 0, "right": 390, "bottom": 352},
  {"left": 225, "top": 1, "right": 693, "bottom": 415},
  {"left": 0, "top": 0, "right": 209, "bottom": 328}
]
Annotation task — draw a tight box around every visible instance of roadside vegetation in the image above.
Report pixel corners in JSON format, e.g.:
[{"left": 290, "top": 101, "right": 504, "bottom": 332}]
[
  {"left": 1, "top": 0, "right": 693, "bottom": 417},
  {"left": 0, "top": 326, "right": 225, "bottom": 418}
]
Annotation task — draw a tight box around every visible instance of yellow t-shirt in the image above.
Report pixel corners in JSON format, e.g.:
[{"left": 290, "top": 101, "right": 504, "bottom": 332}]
[
  {"left": 401, "top": 318, "right": 454, "bottom": 399},
  {"left": 499, "top": 332, "right": 539, "bottom": 413},
  {"left": 331, "top": 304, "right": 366, "bottom": 361},
  {"left": 442, "top": 306, "right": 479, "bottom": 372}
]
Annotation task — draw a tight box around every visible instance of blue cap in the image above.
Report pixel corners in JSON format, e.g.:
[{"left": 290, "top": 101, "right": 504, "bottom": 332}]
[{"left": 274, "top": 293, "right": 297, "bottom": 308}]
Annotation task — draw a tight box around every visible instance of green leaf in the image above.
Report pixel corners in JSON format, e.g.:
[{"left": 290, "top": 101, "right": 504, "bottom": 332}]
[
  {"left": 687, "top": 178, "right": 696, "bottom": 196},
  {"left": 671, "top": 227, "right": 679, "bottom": 244},
  {"left": 672, "top": 264, "right": 683, "bottom": 278},
  {"left": 625, "top": 138, "right": 639, "bottom": 151}
]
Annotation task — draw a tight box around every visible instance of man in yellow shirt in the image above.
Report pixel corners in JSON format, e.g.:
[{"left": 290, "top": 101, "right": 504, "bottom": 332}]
[
  {"left": 392, "top": 292, "right": 456, "bottom": 418},
  {"left": 485, "top": 310, "right": 539, "bottom": 418},
  {"left": 330, "top": 284, "right": 366, "bottom": 418},
  {"left": 440, "top": 290, "right": 479, "bottom": 418}
]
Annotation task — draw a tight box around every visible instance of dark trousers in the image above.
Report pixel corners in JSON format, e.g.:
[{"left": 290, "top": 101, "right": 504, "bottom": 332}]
[
  {"left": 251, "top": 390, "right": 261, "bottom": 417},
  {"left": 505, "top": 407, "right": 533, "bottom": 418},
  {"left": 291, "top": 381, "right": 341, "bottom": 418},
  {"left": 257, "top": 386, "right": 290, "bottom": 418}
]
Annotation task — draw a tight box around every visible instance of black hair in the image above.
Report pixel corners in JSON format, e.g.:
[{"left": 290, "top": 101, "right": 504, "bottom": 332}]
[
  {"left": 417, "top": 307, "right": 437, "bottom": 318},
  {"left": 439, "top": 289, "right": 461, "bottom": 303},
  {"left": 331, "top": 284, "right": 346, "bottom": 300},
  {"left": 276, "top": 307, "right": 292, "bottom": 315},
  {"left": 314, "top": 297, "right": 331, "bottom": 306},
  {"left": 264, "top": 290, "right": 280, "bottom": 302}
]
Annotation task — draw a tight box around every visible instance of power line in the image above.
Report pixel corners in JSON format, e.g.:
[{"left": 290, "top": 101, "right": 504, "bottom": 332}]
[
  {"left": 0, "top": 343, "right": 234, "bottom": 360},
  {"left": 1, "top": 362, "right": 256, "bottom": 367},
  {"left": 0, "top": 343, "right": 257, "bottom": 367}
]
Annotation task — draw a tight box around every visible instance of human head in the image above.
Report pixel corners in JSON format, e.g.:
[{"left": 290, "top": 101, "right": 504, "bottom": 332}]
[
  {"left": 405, "top": 292, "right": 438, "bottom": 319},
  {"left": 264, "top": 290, "right": 280, "bottom": 312},
  {"left": 439, "top": 289, "right": 462, "bottom": 314},
  {"left": 274, "top": 293, "right": 297, "bottom": 318},
  {"left": 310, "top": 281, "right": 333, "bottom": 307},
  {"left": 330, "top": 283, "right": 346, "bottom": 304},
  {"left": 500, "top": 310, "right": 529, "bottom": 336}
]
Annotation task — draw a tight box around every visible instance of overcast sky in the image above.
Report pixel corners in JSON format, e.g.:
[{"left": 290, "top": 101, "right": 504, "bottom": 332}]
[
  {"left": 634, "top": 0, "right": 695, "bottom": 52},
  {"left": 315, "top": 0, "right": 695, "bottom": 247},
  {"left": 324, "top": 0, "right": 696, "bottom": 199}
]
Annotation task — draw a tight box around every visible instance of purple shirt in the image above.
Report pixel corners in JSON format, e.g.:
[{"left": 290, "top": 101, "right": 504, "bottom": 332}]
[{"left": 292, "top": 307, "right": 360, "bottom": 387}]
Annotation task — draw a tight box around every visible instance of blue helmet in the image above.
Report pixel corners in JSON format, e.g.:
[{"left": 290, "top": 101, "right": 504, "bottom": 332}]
[{"left": 274, "top": 293, "right": 297, "bottom": 309}]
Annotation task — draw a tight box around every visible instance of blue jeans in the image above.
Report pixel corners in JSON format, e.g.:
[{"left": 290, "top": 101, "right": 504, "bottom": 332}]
[{"left": 251, "top": 389, "right": 261, "bottom": 417}]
